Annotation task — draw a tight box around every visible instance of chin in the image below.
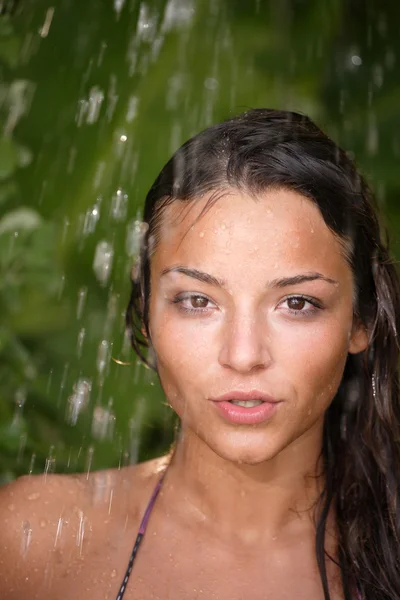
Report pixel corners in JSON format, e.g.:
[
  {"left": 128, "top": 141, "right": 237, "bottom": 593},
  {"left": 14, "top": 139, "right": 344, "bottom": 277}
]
[{"left": 206, "top": 429, "right": 282, "bottom": 466}]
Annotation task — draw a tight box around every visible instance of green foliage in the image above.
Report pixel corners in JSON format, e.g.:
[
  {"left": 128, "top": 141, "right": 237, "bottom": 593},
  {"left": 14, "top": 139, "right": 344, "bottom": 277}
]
[{"left": 1, "top": 0, "right": 400, "bottom": 482}]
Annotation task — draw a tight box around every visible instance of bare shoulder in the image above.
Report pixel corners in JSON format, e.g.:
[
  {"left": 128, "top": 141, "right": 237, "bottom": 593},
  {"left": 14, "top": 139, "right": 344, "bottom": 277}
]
[{"left": 0, "top": 455, "right": 170, "bottom": 599}]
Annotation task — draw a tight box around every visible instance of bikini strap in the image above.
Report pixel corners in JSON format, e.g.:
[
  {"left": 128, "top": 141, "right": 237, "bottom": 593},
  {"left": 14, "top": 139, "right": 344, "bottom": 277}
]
[{"left": 115, "top": 469, "right": 167, "bottom": 600}]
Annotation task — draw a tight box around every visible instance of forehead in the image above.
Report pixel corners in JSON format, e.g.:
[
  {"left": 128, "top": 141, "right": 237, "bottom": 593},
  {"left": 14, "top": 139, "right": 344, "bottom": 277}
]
[{"left": 153, "top": 188, "right": 349, "bottom": 279}]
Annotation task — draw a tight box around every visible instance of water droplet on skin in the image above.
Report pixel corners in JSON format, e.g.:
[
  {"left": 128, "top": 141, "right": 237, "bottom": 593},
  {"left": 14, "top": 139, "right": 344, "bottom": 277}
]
[
  {"left": 76, "top": 511, "right": 85, "bottom": 555},
  {"left": 54, "top": 517, "right": 63, "bottom": 548},
  {"left": 21, "top": 521, "right": 32, "bottom": 556},
  {"left": 28, "top": 493, "right": 40, "bottom": 501},
  {"left": 199, "top": 231, "right": 204, "bottom": 238},
  {"left": 111, "top": 569, "right": 117, "bottom": 578},
  {"left": 40, "top": 520, "right": 46, "bottom": 528},
  {"left": 8, "top": 504, "right": 15, "bottom": 512}
]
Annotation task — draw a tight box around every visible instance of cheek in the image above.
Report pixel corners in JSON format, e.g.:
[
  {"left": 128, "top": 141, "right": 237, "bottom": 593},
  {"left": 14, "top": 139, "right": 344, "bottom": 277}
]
[
  {"left": 153, "top": 317, "right": 213, "bottom": 365},
  {"left": 278, "top": 321, "right": 350, "bottom": 408},
  {"left": 150, "top": 310, "right": 214, "bottom": 399}
]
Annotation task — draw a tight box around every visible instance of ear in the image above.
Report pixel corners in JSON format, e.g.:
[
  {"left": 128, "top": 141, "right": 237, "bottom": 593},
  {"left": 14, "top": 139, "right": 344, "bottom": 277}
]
[{"left": 348, "top": 318, "right": 369, "bottom": 355}]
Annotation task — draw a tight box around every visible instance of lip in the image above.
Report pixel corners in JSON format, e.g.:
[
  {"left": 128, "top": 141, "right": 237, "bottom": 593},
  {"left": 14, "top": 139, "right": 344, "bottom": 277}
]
[
  {"left": 210, "top": 390, "right": 282, "bottom": 425},
  {"left": 210, "top": 390, "right": 279, "bottom": 403}
]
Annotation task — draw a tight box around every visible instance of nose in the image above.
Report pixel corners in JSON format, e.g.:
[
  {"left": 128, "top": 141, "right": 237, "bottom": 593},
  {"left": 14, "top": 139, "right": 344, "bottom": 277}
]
[{"left": 218, "top": 309, "right": 272, "bottom": 373}]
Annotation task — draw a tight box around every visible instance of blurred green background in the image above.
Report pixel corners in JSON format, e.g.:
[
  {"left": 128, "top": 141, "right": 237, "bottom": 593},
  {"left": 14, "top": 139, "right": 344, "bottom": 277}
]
[{"left": 1, "top": 0, "right": 399, "bottom": 483}]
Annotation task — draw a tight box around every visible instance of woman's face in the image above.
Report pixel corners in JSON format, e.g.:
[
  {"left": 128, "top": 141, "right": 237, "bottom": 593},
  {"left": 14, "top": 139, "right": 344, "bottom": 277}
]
[{"left": 148, "top": 188, "right": 368, "bottom": 464}]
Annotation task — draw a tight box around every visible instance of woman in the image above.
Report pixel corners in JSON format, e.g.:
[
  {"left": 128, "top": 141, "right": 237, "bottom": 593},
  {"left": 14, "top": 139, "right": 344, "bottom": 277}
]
[{"left": 1, "top": 108, "right": 400, "bottom": 600}]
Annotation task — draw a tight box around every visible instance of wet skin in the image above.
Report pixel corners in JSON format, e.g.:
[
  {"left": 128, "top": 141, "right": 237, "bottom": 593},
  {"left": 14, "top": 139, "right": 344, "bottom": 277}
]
[{"left": 0, "top": 188, "right": 368, "bottom": 599}]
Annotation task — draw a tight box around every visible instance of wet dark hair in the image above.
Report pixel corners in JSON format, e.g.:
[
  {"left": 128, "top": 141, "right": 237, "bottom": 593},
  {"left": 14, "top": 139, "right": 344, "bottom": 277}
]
[{"left": 126, "top": 108, "right": 400, "bottom": 600}]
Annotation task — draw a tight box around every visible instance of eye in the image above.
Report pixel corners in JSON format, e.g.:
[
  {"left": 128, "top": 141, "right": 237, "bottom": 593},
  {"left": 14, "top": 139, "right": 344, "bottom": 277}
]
[
  {"left": 280, "top": 295, "right": 322, "bottom": 316},
  {"left": 171, "top": 293, "right": 216, "bottom": 315}
]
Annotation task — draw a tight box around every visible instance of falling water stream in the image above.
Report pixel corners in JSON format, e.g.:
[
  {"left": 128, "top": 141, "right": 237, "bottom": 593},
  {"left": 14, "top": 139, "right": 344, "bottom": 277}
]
[{"left": 1, "top": 0, "right": 400, "bottom": 547}]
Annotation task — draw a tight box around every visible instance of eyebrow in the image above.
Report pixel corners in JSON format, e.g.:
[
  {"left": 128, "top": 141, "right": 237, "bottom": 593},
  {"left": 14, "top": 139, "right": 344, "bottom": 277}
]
[{"left": 160, "top": 266, "right": 339, "bottom": 288}]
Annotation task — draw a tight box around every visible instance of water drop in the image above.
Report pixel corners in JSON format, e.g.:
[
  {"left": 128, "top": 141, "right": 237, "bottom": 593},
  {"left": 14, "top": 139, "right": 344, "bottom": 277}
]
[
  {"left": 28, "top": 493, "right": 40, "bottom": 501},
  {"left": 351, "top": 55, "right": 362, "bottom": 66},
  {"left": 77, "top": 328, "right": 86, "bottom": 358},
  {"left": 114, "top": 0, "right": 126, "bottom": 19},
  {"left": 93, "top": 241, "right": 114, "bottom": 285},
  {"left": 28, "top": 453, "right": 36, "bottom": 475},
  {"left": 77, "top": 287, "right": 88, "bottom": 319},
  {"left": 97, "top": 340, "right": 111, "bottom": 378},
  {"left": 87, "top": 86, "right": 105, "bottom": 124},
  {"left": 204, "top": 78, "right": 218, "bottom": 90},
  {"left": 67, "top": 379, "right": 92, "bottom": 425},
  {"left": 82, "top": 200, "right": 101, "bottom": 236},
  {"left": 125, "top": 220, "right": 148, "bottom": 257},
  {"left": 91, "top": 401, "right": 116, "bottom": 441},
  {"left": 21, "top": 521, "right": 32, "bottom": 557},
  {"left": 85, "top": 446, "right": 94, "bottom": 479},
  {"left": 76, "top": 511, "right": 85, "bottom": 555},
  {"left": 39, "top": 7, "right": 55, "bottom": 38},
  {"left": 162, "top": 0, "right": 195, "bottom": 32},
  {"left": 15, "top": 387, "right": 27, "bottom": 409},
  {"left": 110, "top": 188, "right": 128, "bottom": 222},
  {"left": 137, "top": 3, "right": 158, "bottom": 43},
  {"left": 126, "top": 96, "right": 139, "bottom": 123},
  {"left": 44, "top": 446, "right": 56, "bottom": 477},
  {"left": 54, "top": 517, "right": 63, "bottom": 548}
]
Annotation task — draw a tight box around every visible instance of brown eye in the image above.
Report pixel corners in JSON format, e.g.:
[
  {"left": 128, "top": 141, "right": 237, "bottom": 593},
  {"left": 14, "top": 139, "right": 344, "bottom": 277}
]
[
  {"left": 191, "top": 295, "right": 209, "bottom": 308},
  {"left": 287, "top": 297, "right": 306, "bottom": 311}
]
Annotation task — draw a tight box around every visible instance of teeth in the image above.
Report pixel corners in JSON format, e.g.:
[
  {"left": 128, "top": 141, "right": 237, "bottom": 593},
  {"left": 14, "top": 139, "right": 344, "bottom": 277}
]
[{"left": 230, "top": 400, "right": 264, "bottom": 407}]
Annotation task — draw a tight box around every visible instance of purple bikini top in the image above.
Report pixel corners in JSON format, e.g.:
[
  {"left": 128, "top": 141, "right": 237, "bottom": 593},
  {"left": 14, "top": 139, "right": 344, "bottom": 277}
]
[{"left": 115, "top": 468, "right": 363, "bottom": 600}]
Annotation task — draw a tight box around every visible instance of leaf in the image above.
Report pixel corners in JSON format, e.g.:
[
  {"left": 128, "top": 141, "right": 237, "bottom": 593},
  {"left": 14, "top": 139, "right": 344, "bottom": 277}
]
[
  {"left": 0, "top": 35, "right": 20, "bottom": 69},
  {"left": 0, "top": 180, "right": 17, "bottom": 205},
  {"left": 0, "top": 207, "right": 42, "bottom": 235},
  {"left": 0, "top": 136, "right": 19, "bottom": 180}
]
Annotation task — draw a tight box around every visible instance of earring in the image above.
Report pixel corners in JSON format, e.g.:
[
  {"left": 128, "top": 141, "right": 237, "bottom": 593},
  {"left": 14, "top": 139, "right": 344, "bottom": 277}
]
[{"left": 372, "top": 373, "right": 377, "bottom": 401}]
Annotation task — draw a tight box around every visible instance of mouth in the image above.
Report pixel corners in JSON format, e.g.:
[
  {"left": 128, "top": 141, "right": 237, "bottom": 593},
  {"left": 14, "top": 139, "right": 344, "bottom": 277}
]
[
  {"left": 210, "top": 391, "right": 281, "bottom": 425},
  {"left": 210, "top": 390, "right": 279, "bottom": 404},
  {"left": 228, "top": 399, "right": 264, "bottom": 408}
]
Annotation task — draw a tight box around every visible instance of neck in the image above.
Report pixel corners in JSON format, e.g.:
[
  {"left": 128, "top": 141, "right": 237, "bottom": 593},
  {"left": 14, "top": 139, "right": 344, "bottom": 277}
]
[{"left": 164, "top": 421, "right": 326, "bottom": 544}]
